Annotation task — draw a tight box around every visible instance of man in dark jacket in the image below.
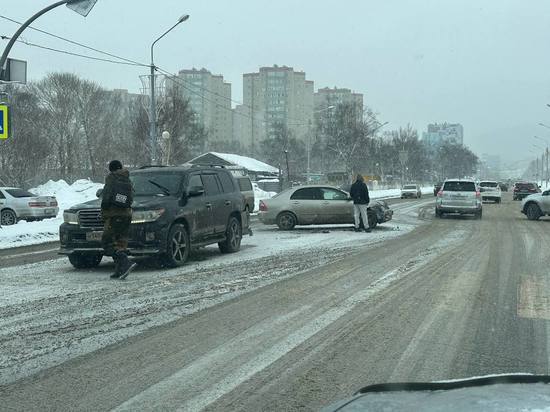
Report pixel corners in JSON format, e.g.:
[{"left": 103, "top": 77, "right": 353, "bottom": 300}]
[
  {"left": 101, "top": 160, "right": 136, "bottom": 279},
  {"left": 349, "top": 174, "right": 371, "bottom": 232}
]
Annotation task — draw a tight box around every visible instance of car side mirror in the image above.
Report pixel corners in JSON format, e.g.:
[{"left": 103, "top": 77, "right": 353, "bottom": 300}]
[
  {"left": 96, "top": 188, "right": 103, "bottom": 198},
  {"left": 188, "top": 186, "right": 205, "bottom": 197}
]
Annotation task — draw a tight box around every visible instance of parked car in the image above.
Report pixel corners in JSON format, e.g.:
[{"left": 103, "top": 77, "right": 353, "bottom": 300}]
[
  {"left": 521, "top": 188, "right": 550, "bottom": 220},
  {"left": 235, "top": 175, "right": 255, "bottom": 212},
  {"left": 513, "top": 182, "right": 540, "bottom": 200},
  {"left": 479, "top": 180, "right": 502, "bottom": 203},
  {"left": 433, "top": 182, "right": 443, "bottom": 196},
  {"left": 401, "top": 184, "right": 421, "bottom": 199},
  {"left": 435, "top": 179, "right": 482, "bottom": 218},
  {"left": 0, "top": 187, "right": 59, "bottom": 226},
  {"left": 59, "top": 165, "right": 250, "bottom": 269},
  {"left": 498, "top": 182, "right": 508, "bottom": 192},
  {"left": 258, "top": 185, "right": 393, "bottom": 230}
]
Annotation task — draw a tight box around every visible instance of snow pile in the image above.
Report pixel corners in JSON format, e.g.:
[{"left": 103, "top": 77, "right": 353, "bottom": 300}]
[
  {"left": 0, "top": 179, "right": 103, "bottom": 249},
  {"left": 209, "top": 152, "right": 279, "bottom": 174},
  {"left": 253, "top": 184, "right": 276, "bottom": 212}
]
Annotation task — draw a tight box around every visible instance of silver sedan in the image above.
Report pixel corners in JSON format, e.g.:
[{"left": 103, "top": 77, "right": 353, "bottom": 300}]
[
  {"left": 0, "top": 187, "right": 59, "bottom": 225},
  {"left": 258, "top": 185, "right": 393, "bottom": 230}
]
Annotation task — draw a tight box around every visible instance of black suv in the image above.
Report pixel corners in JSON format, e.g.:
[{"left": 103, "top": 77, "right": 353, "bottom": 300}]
[{"left": 59, "top": 165, "right": 249, "bottom": 268}]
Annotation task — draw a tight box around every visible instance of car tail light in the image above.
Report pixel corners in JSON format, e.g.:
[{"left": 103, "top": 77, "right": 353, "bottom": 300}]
[
  {"left": 28, "top": 201, "right": 47, "bottom": 207},
  {"left": 50, "top": 200, "right": 58, "bottom": 207},
  {"left": 259, "top": 200, "right": 267, "bottom": 211},
  {"left": 476, "top": 190, "right": 481, "bottom": 198}
]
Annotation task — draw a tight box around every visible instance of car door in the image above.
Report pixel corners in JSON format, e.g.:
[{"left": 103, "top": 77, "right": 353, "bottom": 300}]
[
  {"left": 319, "top": 187, "right": 353, "bottom": 224},
  {"left": 540, "top": 191, "right": 550, "bottom": 213},
  {"left": 288, "top": 187, "right": 323, "bottom": 224},
  {"left": 201, "top": 173, "right": 226, "bottom": 234},
  {"left": 185, "top": 173, "right": 214, "bottom": 239}
]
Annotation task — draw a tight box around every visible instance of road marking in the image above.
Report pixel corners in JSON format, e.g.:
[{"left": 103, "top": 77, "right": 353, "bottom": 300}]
[{"left": 2, "top": 247, "right": 59, "bottom": 259}]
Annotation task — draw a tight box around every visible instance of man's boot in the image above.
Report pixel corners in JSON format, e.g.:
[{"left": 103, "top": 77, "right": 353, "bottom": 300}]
[
  {"left": 115, "top": 251, "right": 136, "bottom": 280},
  {"left": 110, "top": 253, "right": 122, "bottom": 279}
]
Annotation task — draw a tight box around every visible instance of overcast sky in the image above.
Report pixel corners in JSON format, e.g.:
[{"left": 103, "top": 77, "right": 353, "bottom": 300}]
[{"left": 3, "top": 0, "right": 550, "bottom": 165}]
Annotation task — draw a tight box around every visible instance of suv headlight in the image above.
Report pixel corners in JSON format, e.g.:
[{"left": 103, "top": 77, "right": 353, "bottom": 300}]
[
  {"left": 63, "top": 211, "right": 78, "bottom": 225},
  {"left": 132, "top": 209, "right": 165, "bottom": 224}
]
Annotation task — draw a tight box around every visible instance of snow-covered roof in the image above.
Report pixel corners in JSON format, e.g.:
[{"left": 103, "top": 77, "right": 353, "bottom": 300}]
[{"left": 189, "top": 152, "right": 279, "bottom": 174}]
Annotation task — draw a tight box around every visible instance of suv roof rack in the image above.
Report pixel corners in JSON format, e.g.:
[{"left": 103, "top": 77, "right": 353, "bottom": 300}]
[
  {"left": 190, "top": 163, "right": 226, "bottom": 169},
  {"left": 138, "top": 165, "right": 169, "bottom": 169}
]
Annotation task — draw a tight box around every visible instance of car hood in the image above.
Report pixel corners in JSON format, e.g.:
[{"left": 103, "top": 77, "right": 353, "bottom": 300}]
[
  {"left": 322, "top": 374, "right": 550, "bottom": 412},
  {"left": 66, "top": 196, "right": 173, "bottom": 211}
]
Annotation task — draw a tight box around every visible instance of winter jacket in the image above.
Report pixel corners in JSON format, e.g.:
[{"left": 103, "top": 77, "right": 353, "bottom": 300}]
[
  {"left": 101, "top": 168, "right": 134, "bottom": 210},
  {"left": 349, "top": 180, "right": 370, "bottom": 205}
]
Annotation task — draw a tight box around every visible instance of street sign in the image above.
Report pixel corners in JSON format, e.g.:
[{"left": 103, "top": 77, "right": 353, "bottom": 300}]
[
  {"left": 5, "top": 58, "right": 27, "bottom": 83},
  {"left": 0, "top": 104, "right": 8, "bottom": 139}
]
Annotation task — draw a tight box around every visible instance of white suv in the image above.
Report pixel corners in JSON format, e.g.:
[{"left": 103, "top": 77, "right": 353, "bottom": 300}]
[
  {"left": 479, "top": 180, "right": 502, "bottom": 203},
  {"left": 435, "top": 179, "right": 482, "bottom": 219}
]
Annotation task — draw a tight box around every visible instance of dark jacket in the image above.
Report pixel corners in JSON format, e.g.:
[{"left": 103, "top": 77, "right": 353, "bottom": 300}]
[
  {"left": 101, "top": 168, "right": 133, "bottom": 210},
  {"left": 349, "top": 180, "right": 370, "bottom": 205}
]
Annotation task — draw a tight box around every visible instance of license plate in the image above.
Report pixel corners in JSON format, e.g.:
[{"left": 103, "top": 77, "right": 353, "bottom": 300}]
[
  {"left": 45, "top": 208, "right": 55, "bottom": 214},
  {"left": 86, "top": 231, "right": 103, "bottom": 241}
]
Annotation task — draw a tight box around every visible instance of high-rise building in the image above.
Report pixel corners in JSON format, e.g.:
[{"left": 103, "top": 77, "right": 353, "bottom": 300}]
[
  {"left": 240, "top": 65, "right": 314, "bottom": 153},
  {"left": 314, "top": 86, "right": 363, "bottom": 112},
  {"left": 175, "top": 68, "right": 233, "bottom": 146},
  {"left": 422, "top": 123, "right": 464, "bottom": 145}
]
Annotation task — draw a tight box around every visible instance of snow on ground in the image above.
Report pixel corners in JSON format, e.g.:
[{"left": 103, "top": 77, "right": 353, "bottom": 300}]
[
  {"left": 0, "top": 200, "right": 432, "bottom": 384},
  {"left": 0, "top": 179, "right": 103, "bottom": 249}
]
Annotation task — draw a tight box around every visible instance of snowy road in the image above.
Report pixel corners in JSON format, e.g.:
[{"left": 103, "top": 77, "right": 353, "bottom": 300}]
[{"left": 4, "top": 194, "right": 546, "bottom": 411}]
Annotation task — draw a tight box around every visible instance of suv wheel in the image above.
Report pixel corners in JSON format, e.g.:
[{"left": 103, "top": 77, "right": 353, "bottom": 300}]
[
  {"left": 277, "top": 212, "right": 297, "bottom": 230},
  {"left": 526, "top": 203, "right": 542, "bottom": 221},
  {"left": 162, "top": 224, "right": 190, "bottom": 267},
  {"left": 367, "top": 210, "right": 378, "bottom": 229},
  {"left": 219, "top": 216, "right": 242, "bottom": 253},
  {"left": 1, "top": 209, "right": 17, "bottom": 225},
  {"left": 68, "top": 253, "right": 103, "bottom": 269}
]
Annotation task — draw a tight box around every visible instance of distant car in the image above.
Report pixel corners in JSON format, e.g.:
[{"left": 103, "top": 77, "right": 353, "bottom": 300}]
[
  {"left": 521, "top": 189, "right": 550, "bottom": 220},
  {"left": 435, "top": 179, "right": 482, "bottom": 218},
  {"left": 235, "top": 176, "right": 255, "bottom": 213},
  {"left": 433, "top": 182, "right": 443, "bottom": 196},
  {"left": 0, "top": 187, "right": 59, "bottom": 226},
  {"left": 513, "top": 182, "right": 540, "bottom": 200},
  {"left": 401, "top": 184, "right": 421, "bottom": 199},
  {"left": 258, "top": 185, "right": 393, "bottom": 230},
  {"left": 479, "top": 181, "right": 502, "bottom": 203},
  {"left": 498, "top": 182, "right": 508, "bottom": 192}
]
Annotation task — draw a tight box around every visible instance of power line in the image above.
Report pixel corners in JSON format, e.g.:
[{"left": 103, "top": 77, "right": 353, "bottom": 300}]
[
  {"left": 0, "top": 14, "right": 148, "bottom": 67},
  {"left": 1, "top": 35, "right": 144, "bottom": 66}
]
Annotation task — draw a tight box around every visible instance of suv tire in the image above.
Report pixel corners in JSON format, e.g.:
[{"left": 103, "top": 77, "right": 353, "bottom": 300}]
[
  {"left": 277, "top": 212, "right": 297, "bottom": 230},
  {"left": 219, "top": 216, "right": 242, "bottom": 253},
  {"left": 1, "top": 209, "right": 17, "bottom": 226},
  {"left": 475, "top": 210, "right": 482, "bottom": 219},
  {"left": 435, "top": 209, "right": 443, "bottom": 218},
  {"left": 68, "top": 253, "right": 103, "bottom": 269},
  {"left": 367, "top": 210, "right": 378, "bottom": 229},
  {"left": 162, "top": 224, "right": 190, "bottom": 267},
  {"left": 526, "top": 203, "right": 542, "bottom": 221}
]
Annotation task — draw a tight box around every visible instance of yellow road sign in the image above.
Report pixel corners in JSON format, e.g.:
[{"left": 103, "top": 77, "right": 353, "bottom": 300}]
[{"left": 0, "top": 104, "right": 8, "bottom": 139}]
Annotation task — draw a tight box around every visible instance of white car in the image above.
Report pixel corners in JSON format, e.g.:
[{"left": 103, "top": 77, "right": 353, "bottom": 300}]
[
  {"left": 401, "top": 184, "right": 422, "bottom": 199},
  {"left": 521, "top": 189, "right": 550, "bottom": 220},
  {"left": 435, "top": 178, "right": 482, "bottom": 219},
  {"left": 0, "top": 187, "right": 59, "bottom": 225},
  {"left": 479, "top": 180, "right": 502, "bottom": 203}
]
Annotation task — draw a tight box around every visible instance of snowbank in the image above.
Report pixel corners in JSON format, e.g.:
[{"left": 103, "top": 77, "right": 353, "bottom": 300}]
[
  {"left": 253, "top": 184, "right": 276, "bottom": 212},
  {"left": 0, "top": 179, "right": 103, "bottom": 249}
]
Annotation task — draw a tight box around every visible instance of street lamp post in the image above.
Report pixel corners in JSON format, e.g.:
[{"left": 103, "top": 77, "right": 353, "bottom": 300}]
[
  {"left": 149, "top": 14, "right": 189, "bottom": 165},
  {"left": 307, "top": 105, "right": 335, "bottom": 182},
  {"left": 0, "top": 0, "right": 98, "bottom": 80},
  {"left": 534, "top": 135, "right": 549, "bottom": 187},
  {"left": 284, "top": 150, "right": 290, "bottom": 188}
]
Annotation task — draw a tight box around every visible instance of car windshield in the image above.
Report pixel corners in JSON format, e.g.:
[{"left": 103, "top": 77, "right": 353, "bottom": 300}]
[
  {"left": 130, "top": 172, "right": 183, "bottom": 196},
  {"left": 5, "top": 189, "right": 36, "bottom": 198},
  {"left": 6, "top": 2, "right": 550, "bottom": 411},
  {"left": 443, "top": 181, "right": 476, "bottom": 192}
]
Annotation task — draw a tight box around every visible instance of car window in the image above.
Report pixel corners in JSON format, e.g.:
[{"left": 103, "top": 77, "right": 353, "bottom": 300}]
[
  {"left": 321, "top": 188, "right": 348, "bottom": 200},
  {"left": 403, "top": 185, "right": 417, "bottom": 189},
  {"left": 517, "top": 183, "right": 536, "bottom": 190},
  {"left": 187, "top": 174, "right": 203, "bottom": 189},
  {"left": 238, "top": 177, "right": 253, "bottom": 192},
  {"left": 5, "top": 189, "right": 36, "bottom": 198},
  {"left": 480, "top": 182, "right": 498, "bottom": 187},
  {"left": 130, "top": 172, "right": 184, "bottom": 196},
  {"left": 218, "top": 172, "right": 237, "bottom": 193},
  {"left": 201, "top": 174, "right": 221, "bottom": 195},
  {"left": 290, "top": 187, "right": 322, "bottom": 200},
  {"left": 443, "top": 181, "right": 476, "bottom": 192},
  {"left": 0, "top": 190, "right": 5, "bottom": 199}
]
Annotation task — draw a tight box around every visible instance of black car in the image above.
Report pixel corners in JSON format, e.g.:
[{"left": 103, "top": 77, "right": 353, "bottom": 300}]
[
  {"left": 512, "top": 182, "right": 540, "bottom": 200},
  {"left": 59, "top": 165, "right": 250, "bottom": 269}
]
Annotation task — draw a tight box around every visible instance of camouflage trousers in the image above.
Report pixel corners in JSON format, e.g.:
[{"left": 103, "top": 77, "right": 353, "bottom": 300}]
[{"left": 101, "top": 208, "right": 132, "bottom": 256}]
